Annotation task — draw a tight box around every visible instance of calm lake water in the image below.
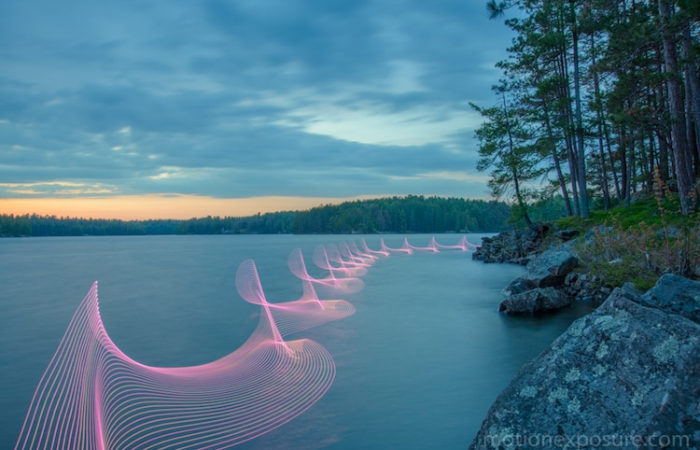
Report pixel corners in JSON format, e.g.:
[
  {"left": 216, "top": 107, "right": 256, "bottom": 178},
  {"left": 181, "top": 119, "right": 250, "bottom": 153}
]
[{"left": 0, "top": 234, "right": 594, "bottom": 449}]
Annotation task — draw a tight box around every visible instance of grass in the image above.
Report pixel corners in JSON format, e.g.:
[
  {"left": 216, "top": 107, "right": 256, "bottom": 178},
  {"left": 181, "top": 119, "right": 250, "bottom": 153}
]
[
  {"left": 555, "top": 197, "right": 668, "bottom": 231},
  {"left": 551, "top": 191, "right": 699, "bottom": 291}
]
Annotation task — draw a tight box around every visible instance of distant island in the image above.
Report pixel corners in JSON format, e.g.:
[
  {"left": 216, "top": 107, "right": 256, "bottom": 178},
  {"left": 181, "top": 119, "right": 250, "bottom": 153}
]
[{"left": 0, "top": 195, "right": 511, "bottom": 237}]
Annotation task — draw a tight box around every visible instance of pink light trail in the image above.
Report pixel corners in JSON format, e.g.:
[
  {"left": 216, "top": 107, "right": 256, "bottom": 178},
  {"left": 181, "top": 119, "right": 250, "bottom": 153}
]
[{"left": 15, "top": 236, "right": 478, "bottom": 449}]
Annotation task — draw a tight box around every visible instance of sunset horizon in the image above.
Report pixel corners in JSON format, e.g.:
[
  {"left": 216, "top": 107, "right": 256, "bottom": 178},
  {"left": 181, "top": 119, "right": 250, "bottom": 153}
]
[
  {"left": 0, "top": 194, "right": 404, "bottom": 221},
  {"left": 0, "top": 193, "right": 492, "bottom": 221}
]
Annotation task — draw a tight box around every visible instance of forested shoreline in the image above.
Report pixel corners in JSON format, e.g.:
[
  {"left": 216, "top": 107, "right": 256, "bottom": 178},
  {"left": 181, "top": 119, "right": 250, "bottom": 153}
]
[
  {"left": 0, "top": 196, "right": 510, "bottom": 237},
  {"left": 473, "top": 0, "right": 699, "bottom": 223}
]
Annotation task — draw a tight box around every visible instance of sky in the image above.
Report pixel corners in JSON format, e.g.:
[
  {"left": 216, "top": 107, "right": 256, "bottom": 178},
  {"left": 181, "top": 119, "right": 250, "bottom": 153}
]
[{"left": 0, "top": 0, "right": 514, "bottom": 219}]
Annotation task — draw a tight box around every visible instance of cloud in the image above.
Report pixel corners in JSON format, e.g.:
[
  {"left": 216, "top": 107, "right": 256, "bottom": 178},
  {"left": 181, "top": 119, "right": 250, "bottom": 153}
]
[
  {"left": 0, "top": 0, "right": 514, "bottom": 210},
  {"left": 0, "top": 181, "right": 118, "bottom": 197}
]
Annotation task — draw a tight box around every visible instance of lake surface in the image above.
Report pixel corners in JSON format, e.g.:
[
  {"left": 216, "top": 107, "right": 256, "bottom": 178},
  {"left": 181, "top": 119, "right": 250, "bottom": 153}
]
[{"left": 0, "top": 234, "right": 594, "bottom": 449}]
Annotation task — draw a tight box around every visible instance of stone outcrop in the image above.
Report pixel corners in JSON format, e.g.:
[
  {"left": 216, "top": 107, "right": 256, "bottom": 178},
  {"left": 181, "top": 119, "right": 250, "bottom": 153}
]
[
  {"left": 502, "top": 249, "right": 579, "bottom": 294},
  {"left": 481, "top": 222, "right": 617, "bottom": 310},
  {"left": 498, "top": 287, "right": 571, "bottom": 315},
  {"left": 501, "top": 278, "right": 536, "bottom": 297},
  {"left": 469, "top": 275, "right": 700, "bottom": 450},
  {"left": 472, "top": 223, "right": 550, "bottom": 264},
  {"left": 561, "top": 271, "right": 611, "bottom": 303},
  {"left": 519, "top": 249, "right": 578, "bottom": 288},
  {"left": 638, "top": 274, "right": 700, "bottom": 324},
  {"left": 499, "top": 248, "right": 579, "bottom": 314}
]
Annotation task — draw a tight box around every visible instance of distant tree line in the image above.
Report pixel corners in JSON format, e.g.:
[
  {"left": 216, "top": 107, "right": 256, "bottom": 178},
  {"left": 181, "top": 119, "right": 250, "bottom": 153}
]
[
  {"left": 473, "top": 0, "right": 700, "bottom": 223},
  {"left": 290, "top": 196, "right": 510, "bottom": 234},
  {"left": 175, "top": 212, "right": 296, "bottom": 235},
  {"left": 0, "top": 214, "right": 181, "bottom": 237},
  {"left": 0, "top": 214, "right": 32, "bottom": 237},
  {"left": 0, "top": 196, "right": 510, "bottom": 237}
]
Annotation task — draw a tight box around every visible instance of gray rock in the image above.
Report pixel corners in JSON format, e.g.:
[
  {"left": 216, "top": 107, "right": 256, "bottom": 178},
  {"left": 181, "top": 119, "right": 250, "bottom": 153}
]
[
  {"left": 565, "top": 272, "right": 578, "bottom": 284},
  {"left": 470, "top": 281, "right": 700, "bottom": 450},
  {"left": 498, "top": 250, "right": 578, "bottom": 307},
  {"left": 522, "top": 249, "right": 578, "bottom": 288},
  {"left": 507, "top": 256, "right": 532, "bottom": 266},
  {"left": 501, "top": 278, "right": 536, "bottom": 297},
  {"left": 620, "top": 281, "right": 641, "bottom": 296},
  {"left": 472, "top": 224, "right": 551, "bottom": 264},
  {"left": 499, "top": 287, "right": 571, "bottom": 315},
  {"left": 638, "top": 274, "right": 700, "bottom": 324},
  {"left": 556, "top": 229, "right": 580, "bottom": 241}
]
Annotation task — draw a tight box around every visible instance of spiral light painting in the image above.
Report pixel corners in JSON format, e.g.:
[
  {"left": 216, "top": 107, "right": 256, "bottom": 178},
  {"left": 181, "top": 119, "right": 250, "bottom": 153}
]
[{"left": 14, "top": 236, "right": 478, "bottom": 450}]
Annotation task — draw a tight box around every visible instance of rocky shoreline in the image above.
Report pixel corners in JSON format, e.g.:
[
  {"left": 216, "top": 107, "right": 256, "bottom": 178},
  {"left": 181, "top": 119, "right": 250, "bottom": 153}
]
[
  {"left": 468, "top": 225, "right": 700, "bottom": 449},
  {"left": 472, "top": 223, "right": 609, "bottom": 314}
]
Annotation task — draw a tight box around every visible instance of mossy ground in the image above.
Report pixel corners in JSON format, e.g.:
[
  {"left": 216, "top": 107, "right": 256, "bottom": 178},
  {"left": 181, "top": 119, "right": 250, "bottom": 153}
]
[{"left": 552, "top": 194, "right": 700, "bottom": 291}]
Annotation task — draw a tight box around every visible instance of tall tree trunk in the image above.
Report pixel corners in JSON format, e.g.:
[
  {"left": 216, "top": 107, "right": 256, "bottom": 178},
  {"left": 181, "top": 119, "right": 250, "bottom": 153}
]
[
  {"left": 553, "top": 7, "right": 581, "bottom": 216},
  {"left": 640, "top": 138, "right": 651, "bottom": 192},
  {"left": 502, "top": 92, "right": 532, "bottom": 226},
  {"left": 655, "top": 46, "right": 672, "bottom": 182},
  {"left": 555, "top": 38, "right": 581, "bottom": 215},
  {"left": 590, "top": 34, "right": 611, "bottom": 209},
  {"left": 540, "top": 82, "right": 573, "bottom": 216},
  {"left": 648, "top": 131, "right": 658, "bottom": 193},
  {"left": 682, "top": 26, "right": 700, "bottom": 176},
  {"left": 628, "top": 134, "right": 636, "bottom": 205},
  {"left": 567, "top": 134, "right": 581, "bottom": 216},
  {"left": 603, "top": 115, "right": 622, "bottom": 199},
  {"left": 570, "top": 0, "right": 589, "bottom": 216},
  {"left": 659, "top": 0, "right": 694, "bottom": 214},
  {"left": 620, "top": 126, "right": 629, "bottom": 201}
]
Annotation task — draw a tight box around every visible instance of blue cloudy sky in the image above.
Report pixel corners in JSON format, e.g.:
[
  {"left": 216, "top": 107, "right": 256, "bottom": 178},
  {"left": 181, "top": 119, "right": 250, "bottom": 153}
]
[{"left": 0, "top": 0, "right": 513, "bottom": 218}]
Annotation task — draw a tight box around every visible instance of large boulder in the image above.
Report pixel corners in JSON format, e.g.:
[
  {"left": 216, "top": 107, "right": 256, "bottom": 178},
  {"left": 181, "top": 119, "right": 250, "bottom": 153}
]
[
  {"left": 499, "top": 287, "right": 571, "bottom": 315},
  {"left": 469, "top": 277, "right": 700, "bottom": 450},
  {"left": 501, "top": 278, "right": 536, "bottom": 297},
  {"left": 638, "top": 274, "right": 700, "bottom": 324},
  {"left": 523, "top": 249, "right": 578, "bottom": 287},
  {"left": 472, "top": 224, "right": 550, "bottom": 264},
  {"left": 502, "top": 249, "right": 579, "bottom": 297}
]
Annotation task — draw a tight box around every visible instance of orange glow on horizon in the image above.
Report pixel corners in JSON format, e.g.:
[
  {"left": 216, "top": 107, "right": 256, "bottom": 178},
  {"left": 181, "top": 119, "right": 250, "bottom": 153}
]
[{"left": 0, "top": 194, "right": 386, "bottom": 220}]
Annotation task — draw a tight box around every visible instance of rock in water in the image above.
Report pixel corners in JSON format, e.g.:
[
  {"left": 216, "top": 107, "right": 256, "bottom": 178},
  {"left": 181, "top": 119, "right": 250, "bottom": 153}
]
[
  {"left": 501, "top": 278, "right": 536, "bottom": 297},
  {"left": 501, "top": 249, "right": 579, "bottom": 299},
  {"left": 472, "top": 224, "right": 550, "bottom": 264},
  {"left": 523, "top": 249, "right": 578, "bottom": 287},
  {"left": 498, "top": 287, "right": 571, "bottom": 315},
  {"left": 470, "top": 277, "right": 700, "bottom": 450}
]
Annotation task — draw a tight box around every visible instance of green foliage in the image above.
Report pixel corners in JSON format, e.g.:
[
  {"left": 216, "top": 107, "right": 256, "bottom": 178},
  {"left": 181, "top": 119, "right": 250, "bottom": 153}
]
[
  {"left": 23, "top": 215, "right": 176, "bottom": 236},
  {"left": 527, "top": 195, "right": 571, "bottom": 222},
  {"left": 566, "top": 186, "right": 700, "bottom": 289},
  {"left": 176, "top": 212, "right": 296, "bottom": 235},
  {"left": 0, "top": 214, "right": 32, "bottom": 236},
  {"left": 576, "top": 222, "right": 661, "bottom": 290},
  {"left": 291, "top": 195, "right": 510, "bottom": 234},
  {"left": 471, "top": 87, "right": 544, "bottom": 225},
  {"left": 0, "top": 197, "right": 512, "bottom": 237},
  {"left": 553, "top": 197, "right": 663, "bottom": 233},
  {"left": 481, "top": 0, "right": 700, "bottom": 219}
]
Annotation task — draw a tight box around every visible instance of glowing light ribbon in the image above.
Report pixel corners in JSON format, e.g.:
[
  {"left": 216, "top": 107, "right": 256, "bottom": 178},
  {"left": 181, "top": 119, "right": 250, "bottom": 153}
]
[
  {"left": 15, "top": 236, "right": 476, "bottom": 449},
  {"left": 434, "top": 236, "right": 479, "bottom": 251},
  {"left": 379, "top": 237, "right": 413, "bottom": 254}
]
